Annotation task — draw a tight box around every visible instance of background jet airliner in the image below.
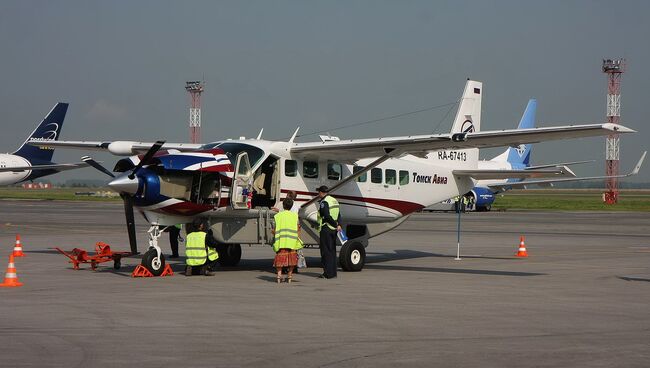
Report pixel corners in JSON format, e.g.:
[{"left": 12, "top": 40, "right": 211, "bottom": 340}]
[
  {"left": 0, "top": 103, "right": 89, "bottom": 186},
  {"left": 28, "top": 80, "right": 636, "bottom": 275},
  {"left": 469, "top": 99, "right": 645, "bottom": 210}
]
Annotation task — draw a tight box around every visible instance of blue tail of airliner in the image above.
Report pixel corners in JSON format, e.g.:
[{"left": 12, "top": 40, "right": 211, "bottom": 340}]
[
  {"left": 12, "top": 103, "right": 68, "bottom": 164},
  {"left": 491, "top": 99, "right": 536, "bottom": 168}
]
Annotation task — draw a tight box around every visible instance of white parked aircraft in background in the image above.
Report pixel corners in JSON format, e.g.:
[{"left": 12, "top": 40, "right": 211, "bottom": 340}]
[
  {"left": 29, "top": 80, "right": 636, "bottom": 274},
  {"left": 0, "top": 103, "right": 88, "bottom": 185}
]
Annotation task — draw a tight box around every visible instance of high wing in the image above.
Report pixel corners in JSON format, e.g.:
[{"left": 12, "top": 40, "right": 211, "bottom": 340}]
[
  {"left": 289, "top": 123, "right": 634, "bottom": 161},
  {"left": 0, "top": 162, "right": 89, "bottom": 173},
  {"left": 453, "top": 166, "right": 575, "bottom": 180},
  {"left": 26, "top": 140, "right": 203, "bottom": 156},
  {"left": 488, "top": 151, "right": 646, "bottom": 191}
]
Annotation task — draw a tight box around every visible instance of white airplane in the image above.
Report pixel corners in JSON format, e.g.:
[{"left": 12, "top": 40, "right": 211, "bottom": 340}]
[
  {"left": 28, "top": 80, "right": 636, "bottom": 275},
  {"left": 0, "top": 103, "right": 89, "bottom": 185}
]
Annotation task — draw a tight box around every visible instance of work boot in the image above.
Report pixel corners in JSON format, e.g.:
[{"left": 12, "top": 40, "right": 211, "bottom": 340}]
[
  {"left": 202, "top": 265, "right": 214, "bottom": 276},
  {"left": 185, "top": 265, "right": 192, "bottom": 276}
]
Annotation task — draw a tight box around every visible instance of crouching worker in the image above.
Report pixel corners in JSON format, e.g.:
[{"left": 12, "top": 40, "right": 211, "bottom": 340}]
[
  {"left": 272, "top": 198, "right": 303, "bottom": 283},
  {"left": 185, "top": 218, "right": 219, "bottom": 276}
]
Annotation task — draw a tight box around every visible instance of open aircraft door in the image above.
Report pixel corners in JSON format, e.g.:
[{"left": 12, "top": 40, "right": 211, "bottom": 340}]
[{"left": 231, "top": 151, "right": 253, "bottom": 209}]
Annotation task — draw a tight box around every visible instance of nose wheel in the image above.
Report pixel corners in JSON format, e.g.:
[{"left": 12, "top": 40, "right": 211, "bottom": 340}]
[
  {"left": 141, "top": 248, "right": 166, "bottom": 276},
  {"left": 140, "top": 224, "right": 166, "bottom": 276}
]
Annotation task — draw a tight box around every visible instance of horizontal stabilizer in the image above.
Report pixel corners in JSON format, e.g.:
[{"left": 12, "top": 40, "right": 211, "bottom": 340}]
[
  {"left": 488, "top": 151, "right": 646, "bottom": 191},
  {"left": 27, "top": 140, "right": 203, "bottom": 156},
  {"left": 454, "top": 167, "right": 575, "bottom": 180},
  {"left": 0, "top": 162, "right": 89, "bottom": 173},
  {"left": 527, "top": 160, "right": 595, "bottom": 170}
]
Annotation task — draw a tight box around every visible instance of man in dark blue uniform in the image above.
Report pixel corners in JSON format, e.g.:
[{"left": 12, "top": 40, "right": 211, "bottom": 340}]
[{"left": 316, "top": 185, "right": 341, "bottom": 279}]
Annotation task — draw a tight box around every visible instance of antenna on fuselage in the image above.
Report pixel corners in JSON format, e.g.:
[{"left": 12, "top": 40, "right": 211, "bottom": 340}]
[
  {"left": 256, "top": 128, "right": 264, "bottom": 140},
  {"left": 288, "top": 127, "right": 300, "bottom": 143}
]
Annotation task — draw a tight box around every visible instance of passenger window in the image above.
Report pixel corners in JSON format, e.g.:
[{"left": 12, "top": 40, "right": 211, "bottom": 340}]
[
  {"left": 399, "top": 170, "right": 409, "bottom": 185},
  {"left": 285, "top": 160, "right": 297, "bottom": 177},
  {"left": 303, "top": 161, "right": 319, "bottom": 179},
  {"left": 385, "top": 169, "right": 396, "bottom": 185},
  {"left": 371, "top": 168, "right": 382, "bottom": 184},
  {"left": 327, "top": 162, "right": 342, "bottom": 181},
  {"left": 354, "top": 165, "right": 367, "bottom": 182}
]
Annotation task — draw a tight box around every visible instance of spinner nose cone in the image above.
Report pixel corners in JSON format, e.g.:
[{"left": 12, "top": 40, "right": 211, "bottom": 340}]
[{"left": 108, "top": 175, "right": 139, "bottom": 195}]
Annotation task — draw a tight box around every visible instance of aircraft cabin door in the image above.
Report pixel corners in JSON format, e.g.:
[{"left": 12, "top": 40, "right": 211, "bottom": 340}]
[{"left": 230, "top": 152, "right": 253, "bottom": 209}]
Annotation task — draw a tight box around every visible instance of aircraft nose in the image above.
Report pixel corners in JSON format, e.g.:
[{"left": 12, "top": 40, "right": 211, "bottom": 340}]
[{"left": 108, "top": 175, "right": 139, "bottom": 195}]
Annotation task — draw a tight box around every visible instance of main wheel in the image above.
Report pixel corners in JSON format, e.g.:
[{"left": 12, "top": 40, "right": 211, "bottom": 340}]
[
  {"left": 141, "top": 248, "right": 166, "bottom": 276},
  {"left": 217, "top": 244, "right": 242, "bottom": 267},
  {"left": 339, "top": 241, "right": 365, "bottom": 272}
]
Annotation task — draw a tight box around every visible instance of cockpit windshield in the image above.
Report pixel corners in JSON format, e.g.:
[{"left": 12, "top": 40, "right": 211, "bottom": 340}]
[{"left": 201, "top": 142, "right": 265, "bottom": 169}]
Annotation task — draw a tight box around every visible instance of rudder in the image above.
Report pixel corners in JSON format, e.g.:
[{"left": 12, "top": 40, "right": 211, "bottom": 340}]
[{"left": 12, "top": 103, "right": 68, "bottom": 164}]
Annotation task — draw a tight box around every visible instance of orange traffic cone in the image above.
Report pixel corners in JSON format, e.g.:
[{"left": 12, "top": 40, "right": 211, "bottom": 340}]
[
  {"left": 13, "top": 234, "right": 25, "bottom": 257},
  {"left": 0, "top": 254, "right": 23, "bottom": 287},
  {"left": 516, "top": 236, "right": 528, "bottom": 257}
]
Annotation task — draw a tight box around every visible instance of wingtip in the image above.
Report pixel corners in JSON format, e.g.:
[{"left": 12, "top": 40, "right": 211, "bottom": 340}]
[
  {"left": 604, "top": 123, "right": 636, "bottom": 133},
  {"left": 632, "top": 151, "right": 647, "bottom": 175}
]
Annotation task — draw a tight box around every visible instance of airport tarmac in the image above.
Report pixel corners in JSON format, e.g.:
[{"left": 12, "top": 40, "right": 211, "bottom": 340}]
[{"left": 1, "top": 200, "right": 649, "bottom": 367}]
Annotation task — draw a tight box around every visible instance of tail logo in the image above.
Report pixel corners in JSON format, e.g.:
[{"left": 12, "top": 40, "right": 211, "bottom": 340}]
[
  {"left": 461, "top": 119, "right": 475, "bottom": 133},
  {"left": 515, "top": 144, "right": 527, "bottom": 157},
  {"left": 41, "top": 122, "right": 60, "bottom": 140}
]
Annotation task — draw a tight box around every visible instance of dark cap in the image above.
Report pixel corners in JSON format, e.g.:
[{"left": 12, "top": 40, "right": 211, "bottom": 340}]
[{"left": 316, "top": 185, "right": 329, "bottom": 193}]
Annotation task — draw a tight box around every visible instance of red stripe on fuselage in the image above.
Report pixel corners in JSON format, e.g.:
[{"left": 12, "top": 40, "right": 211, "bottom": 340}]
[
  {"left": 281, "top": 189, "right": 423, "bottom": 215},
  {"left": 200, "top": 164, "right": 233, "bottom": 172}
]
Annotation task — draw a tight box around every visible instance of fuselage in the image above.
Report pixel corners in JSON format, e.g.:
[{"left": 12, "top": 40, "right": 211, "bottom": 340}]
[
  {"left": 120, "top": 140, "right": 475, "bottom": 227},
  {"left": 0, "top": 154, "right": 31, "bottom": 185}
]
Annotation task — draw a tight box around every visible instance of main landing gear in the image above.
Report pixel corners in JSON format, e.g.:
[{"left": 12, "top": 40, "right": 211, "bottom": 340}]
[
  {"left": 339, "top": 241, "right": 366, "bottom": 272},
  {"left": 217, "top": 244, "right": 242, "bottom": 267}
]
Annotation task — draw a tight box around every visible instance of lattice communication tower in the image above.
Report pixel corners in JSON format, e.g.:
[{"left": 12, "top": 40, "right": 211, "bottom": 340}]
[
  {"left": 602, "top": 59, "right": 625, "bottom": 204},
  {"left": 186, "top": 81, "right": 205, "bottom": 144}
]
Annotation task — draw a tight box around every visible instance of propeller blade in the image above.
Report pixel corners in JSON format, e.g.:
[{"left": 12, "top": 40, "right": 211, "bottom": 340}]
[
  {"left": 122, "top": 194, "right": 138, "bottom": 254},
  {"left": 81, "top": 156, "right": 115, "bottom": 178},
  {"left": 129, "top": 140, "right": 165, "bottom": 179}
]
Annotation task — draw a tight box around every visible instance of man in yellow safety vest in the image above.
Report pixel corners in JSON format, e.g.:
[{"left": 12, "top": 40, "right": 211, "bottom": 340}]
[{"left": 185, "top": 219, "right": 219, "bottom": 276}]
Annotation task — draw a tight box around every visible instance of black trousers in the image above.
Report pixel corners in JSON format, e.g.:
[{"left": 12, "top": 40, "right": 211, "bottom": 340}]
[
  {"left": 168, "top": 226, "right": 180, "bottom": 257},
  {"left": 319, "top": 227, "right": 337, "bottom": 278},
  {"left": 188, "top": 260, "right": 218, "bottom": 275}
]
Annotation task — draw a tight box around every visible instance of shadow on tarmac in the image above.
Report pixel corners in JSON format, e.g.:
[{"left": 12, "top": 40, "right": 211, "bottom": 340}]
[
  {"left": 617, "top": 276, "right": 650, "bottom": 282},
  {"left": 364, "top": 249, "right": 545, "bottom": 276},
  {"left": 29, "top": 247, "right": 544, "bottom": 277}
]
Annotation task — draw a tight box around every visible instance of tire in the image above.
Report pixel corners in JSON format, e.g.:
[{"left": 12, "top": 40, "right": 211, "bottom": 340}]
[
  {"left": 217, "top": 244, "right": 242, "bottom": 267},
  {"left": 113, "top": 258, "right": 121, "bottom": 270},
  {"left": 141, "top": 248, "right": 166, "bottom": 276},
  {"left": 339, "top": 241, "right": 365, "bottom": 272},
  {"left": 476, "top": 204, "right": 491, "bottom": 212}
]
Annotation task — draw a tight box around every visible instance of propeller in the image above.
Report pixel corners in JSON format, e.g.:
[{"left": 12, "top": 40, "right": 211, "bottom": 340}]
[
  {"left": 82, "top": 141, "right": 166, "bottom": 254},
  {"left": 122, "top": 194, "right": 137, "bottom": 254},
  {"left": 129, "top": 140, "right": 165, "bottom": 179},
  {"left": 81, "top": 156, "right": 115, "bottom": 178}
]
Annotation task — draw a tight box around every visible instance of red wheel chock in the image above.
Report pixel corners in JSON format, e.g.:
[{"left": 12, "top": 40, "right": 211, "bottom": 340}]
[{"left": 131, "top": 264, "right": 174, "bottom": 277}]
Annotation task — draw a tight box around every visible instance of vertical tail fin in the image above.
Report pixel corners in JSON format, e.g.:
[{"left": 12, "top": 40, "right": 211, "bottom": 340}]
[
  {"left": 12, "top": 103, "right": 68, "bottom": 163},
  {"left": 431, "top": 79, "right": 482, "bottom": 168},
  {"left": 491, "top": 99, "right": 536, "bottom": 168},
  {"left": 450, "top": 79, "right": 482, "bottom": 134}
]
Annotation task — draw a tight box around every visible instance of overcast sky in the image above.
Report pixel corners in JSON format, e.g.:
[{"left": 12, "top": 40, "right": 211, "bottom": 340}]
[{"left": 1, "top": 0, "right": 648, "bottom": 182}]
